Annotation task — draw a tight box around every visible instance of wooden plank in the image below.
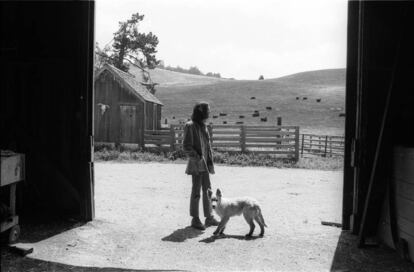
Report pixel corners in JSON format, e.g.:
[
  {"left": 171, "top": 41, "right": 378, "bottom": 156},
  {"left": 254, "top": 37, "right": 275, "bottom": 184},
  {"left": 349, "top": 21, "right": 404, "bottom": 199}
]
[
  {"left": 213, "top": 136, "right": 240, "bottom": 141},
  {"left": 144, "top": 130, "right": 170, "bottom": 135},
  {"left": 246, "top": 129, "right": 295, "bottom": 136},
  {"left": 245, "top": 144, "right": 295, "bottom": 148},
  {"left": 212, "top": 143, "right": 241, "bottom": 147},
  {"left": 144, "top": 135, "right": 171, "bottom": 140},
  {"left": 247, "top": 150, "right": 296, "bottom": 155},
  {"left": 396, "top": 197, "right": 414, "bottom": 224},
  {"left": 212, "top": 131, "right": 240, "bottom": 135},
  {"left": 245, "top": 137, "right": 295, "bottom": 143},
  {"left": 395, "top": 180, "right": 414, "bottom": 202},
  {"left": 393, "top": 147, "right": 414, "bottom": 184}
]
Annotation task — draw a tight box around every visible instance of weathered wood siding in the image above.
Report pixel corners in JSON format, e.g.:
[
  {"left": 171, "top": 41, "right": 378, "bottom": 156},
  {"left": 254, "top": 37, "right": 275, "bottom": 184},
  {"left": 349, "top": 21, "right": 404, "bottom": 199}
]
[
  {"left": 378, "top": 146, "right": 414, "bottom": 261},
  {"left": 156, "top": 104, "right": 162, "bottom": 129},
  {"left": 145, "top": 102, "right": 154, "bottom": 130},
  {"left": 94, "top": 70, "right": 145, "bottom": 144}
]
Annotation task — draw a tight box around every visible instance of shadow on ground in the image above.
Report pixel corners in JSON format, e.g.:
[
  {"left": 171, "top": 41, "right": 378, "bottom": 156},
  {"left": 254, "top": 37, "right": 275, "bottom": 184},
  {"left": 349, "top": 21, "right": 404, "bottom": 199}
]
[
  {"left": 1, "top": 248, "right": 185, "bottom": 272},
  {"left": 330, "top": 231, "right": 414, "bottom": 272},
  {"left": 161, "top": 226, "right": 203, "bottom": 242},
  {"left": 199, "top": 234, "right": 262, "bottom": 243},
  {"left": 13, "top": 212, "right": 87, "bottom": 244}
]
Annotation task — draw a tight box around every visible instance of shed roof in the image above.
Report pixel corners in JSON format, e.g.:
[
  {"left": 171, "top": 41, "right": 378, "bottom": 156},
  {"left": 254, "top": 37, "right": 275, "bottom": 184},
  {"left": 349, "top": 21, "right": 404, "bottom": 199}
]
[{"left": 96, "top": 64, "right": 163, "bottom": 105}]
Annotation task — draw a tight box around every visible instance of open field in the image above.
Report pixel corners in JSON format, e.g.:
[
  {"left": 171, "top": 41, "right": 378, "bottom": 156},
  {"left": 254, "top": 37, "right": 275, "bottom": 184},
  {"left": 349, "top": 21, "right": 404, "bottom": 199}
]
[
  {"left": 3, "top": 163, "right": 413, "bottom": 272},
  {"left": 149, "top": 68, "right": 346, "bottom": 135}
]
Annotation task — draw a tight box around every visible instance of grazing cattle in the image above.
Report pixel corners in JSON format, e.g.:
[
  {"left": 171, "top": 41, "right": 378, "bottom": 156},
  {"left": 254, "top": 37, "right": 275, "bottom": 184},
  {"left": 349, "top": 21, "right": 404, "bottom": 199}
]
[
  {"left": 239, "top": 115, "right": 245, "bottom": 118},
  {"left": 172, "top": 116, "right": 175, "bottom": 119},
  {"left": 219, "top": 113, "right": 227, "bottom": 116},
  {"left": 223, "top": 121, "right": 227, "bottom": 124},
  {"left": 303, "top": 97, "right": 308, "bottom": 100},
  {"left": 316, "top": 99, "right": 321, "bottom": 102},
  {"left": 252, "top": 113, "right": 260, "bottom": 117},
  {"left": 260, "top": 117, "right": 267, "bottom": 122},
  {"left": 339, "top": 113, "right": 346, "bottom": 117},
  {"left": 296, "top": 97, "right": 300, "bottom": 100},
  {"left": 266, "top": 106, "right": 272, "bottom": 110},
  {"left": 250, "top": 97, "right": 256, "bottom": 100},
  {"left": 236, "top": 121, "right": 244, "bottom": 124},
  {"left": 213, "top": 115, "right": 218, "bottom": 118}
]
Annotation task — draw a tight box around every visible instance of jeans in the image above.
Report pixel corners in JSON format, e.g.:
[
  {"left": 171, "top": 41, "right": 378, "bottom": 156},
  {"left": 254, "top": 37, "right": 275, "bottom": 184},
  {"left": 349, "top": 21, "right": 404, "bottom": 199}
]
[{"left": 190, "top": 172, "right": 212, "bottom": 218}]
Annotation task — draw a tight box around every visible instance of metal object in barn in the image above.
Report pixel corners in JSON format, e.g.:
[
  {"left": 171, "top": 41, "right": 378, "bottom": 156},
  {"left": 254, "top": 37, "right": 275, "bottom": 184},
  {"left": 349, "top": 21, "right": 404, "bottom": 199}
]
[{"left": 1, "top": 151, "right": 24, "bottom": 244}]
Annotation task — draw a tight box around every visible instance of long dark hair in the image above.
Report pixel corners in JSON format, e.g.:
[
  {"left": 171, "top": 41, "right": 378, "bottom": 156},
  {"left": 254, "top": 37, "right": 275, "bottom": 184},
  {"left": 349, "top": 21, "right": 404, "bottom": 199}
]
[{"left": 191, "top": 102, "right": 210, "bottom": 126}]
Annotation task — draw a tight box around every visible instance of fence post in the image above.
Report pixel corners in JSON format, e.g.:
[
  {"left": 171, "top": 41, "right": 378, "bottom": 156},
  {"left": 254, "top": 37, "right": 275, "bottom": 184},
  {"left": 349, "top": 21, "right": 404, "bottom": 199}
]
[
  {"left": 329, "top": 137, "right": 332, "bottom": 157},
  {"left": 240, "top": 125, "right": 246, "bottom": 153},
  {"left": 170, "top": 125, "right": 176, "bottom": 151},
  {"left": 294, "top": 127, "right": 300, "bottom": 161},
  {"left": 301, "top": 134, "right": 305, "bottom": 157},
  {"left": 208, "top": 124, "right": 213, "bottom": 146},
  {"left": 276, "top": 117, "right": 282, "bottom": 146},
  {"left": 324, "top": 135, "right": 328, "bottom": 157}
]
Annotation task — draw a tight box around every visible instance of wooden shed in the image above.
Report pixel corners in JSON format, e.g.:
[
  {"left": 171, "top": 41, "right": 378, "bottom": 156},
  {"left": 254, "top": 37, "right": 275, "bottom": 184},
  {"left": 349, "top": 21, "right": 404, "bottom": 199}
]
[{"left": 94, "top": 64, "right": 163, "bottom": 146}]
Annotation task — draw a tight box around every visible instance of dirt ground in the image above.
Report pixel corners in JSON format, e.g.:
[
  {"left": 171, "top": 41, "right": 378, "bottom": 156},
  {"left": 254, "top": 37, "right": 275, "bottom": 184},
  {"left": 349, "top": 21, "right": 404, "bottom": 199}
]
[{"left": 2, "top": 162, "right": 414, "bottom": 271}]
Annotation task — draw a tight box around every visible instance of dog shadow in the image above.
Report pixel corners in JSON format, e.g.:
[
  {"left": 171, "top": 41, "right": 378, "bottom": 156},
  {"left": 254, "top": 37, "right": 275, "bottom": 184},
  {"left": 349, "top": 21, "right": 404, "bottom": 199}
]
[
  {"left": 162, "top": 226, "right": 204, "bottom": 242},
  {"left": 199, "top": 234, "right": 262, "bottom": 243}
]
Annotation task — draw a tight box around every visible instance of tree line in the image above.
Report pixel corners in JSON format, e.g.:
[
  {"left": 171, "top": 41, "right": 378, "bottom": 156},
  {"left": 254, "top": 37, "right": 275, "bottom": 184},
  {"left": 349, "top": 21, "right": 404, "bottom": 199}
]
[{"left": 157, "top": 62, "right": 222, "bottom": 78}]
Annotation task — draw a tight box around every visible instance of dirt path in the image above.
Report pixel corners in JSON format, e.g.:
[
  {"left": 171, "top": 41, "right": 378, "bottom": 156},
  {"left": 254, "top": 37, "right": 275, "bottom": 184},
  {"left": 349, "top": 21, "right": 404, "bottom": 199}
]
[{"left": 3, "top": 162, "right": 413, "bottom": 271}]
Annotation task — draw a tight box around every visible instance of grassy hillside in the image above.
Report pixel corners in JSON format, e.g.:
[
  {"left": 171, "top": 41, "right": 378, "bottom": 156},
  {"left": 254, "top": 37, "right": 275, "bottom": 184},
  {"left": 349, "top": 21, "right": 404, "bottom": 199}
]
[
  {"left": 142, "top": 68, "right": 346, "bottom": 135},
  {"left": 128, "top": 65, "right": 227, "bottom": 87}
]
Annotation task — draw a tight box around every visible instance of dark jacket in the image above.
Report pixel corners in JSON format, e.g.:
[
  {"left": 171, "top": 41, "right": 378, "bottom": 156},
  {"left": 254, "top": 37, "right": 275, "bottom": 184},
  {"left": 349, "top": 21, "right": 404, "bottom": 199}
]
[{"left": 183, "top": 121, "right": 215, "bottom": 175}]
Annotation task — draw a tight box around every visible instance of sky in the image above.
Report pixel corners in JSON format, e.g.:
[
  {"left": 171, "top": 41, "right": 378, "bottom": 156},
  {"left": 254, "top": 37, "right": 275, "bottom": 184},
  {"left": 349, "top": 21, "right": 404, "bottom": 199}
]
[{"left": 95, "top": 0, "right": 348, "bottom": 80}]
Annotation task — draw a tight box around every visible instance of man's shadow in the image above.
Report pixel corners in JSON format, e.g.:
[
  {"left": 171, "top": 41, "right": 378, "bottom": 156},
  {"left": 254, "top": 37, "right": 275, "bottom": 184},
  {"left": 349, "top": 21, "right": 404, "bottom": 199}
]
[
  {"left": 162, "top": 226, "right": 204, "bottom": 242},
  {"left": 199, "top": 234, "right": 262, "bottom": 243}
]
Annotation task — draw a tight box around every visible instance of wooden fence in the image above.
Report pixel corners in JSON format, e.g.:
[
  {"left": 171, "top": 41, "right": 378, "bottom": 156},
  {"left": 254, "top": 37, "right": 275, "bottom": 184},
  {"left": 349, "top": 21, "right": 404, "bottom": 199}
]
[
  {"left": 144, "top": 124, "right": 300, "bottom": 160},
  {"left": 300, "top": 134, "right": 344, "bottom": 157}
]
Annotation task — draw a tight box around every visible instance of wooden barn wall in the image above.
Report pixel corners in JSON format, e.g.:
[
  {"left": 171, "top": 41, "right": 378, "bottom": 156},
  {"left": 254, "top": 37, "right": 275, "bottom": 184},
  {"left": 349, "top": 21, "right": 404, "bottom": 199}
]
[
  {"left": 348, "top": 0, "right": 414, "bottom": 256},
  {"left": 376, "top": 1, "right": 414, "bottom": 260},
  {"left": 0, "top": 2, "right": 95, "bottom": 219},
  {"left": 94, "top": 70, "right": 144, "bottom": 144},
  {"left": 377, "top": 147, "right": 414, "bottom": 261},
  {"left": 156, "top": 105, "right": 162, "bottom": 130},
  {"left": 146, "top": 102, "right": 154, "bottom": 130}
]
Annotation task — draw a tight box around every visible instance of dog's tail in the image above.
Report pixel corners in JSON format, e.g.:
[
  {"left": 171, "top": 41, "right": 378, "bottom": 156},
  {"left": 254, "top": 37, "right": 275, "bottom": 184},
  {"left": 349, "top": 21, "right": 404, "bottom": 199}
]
[{"left": 257, "top": 207, "right": 268, "bottom": 228}]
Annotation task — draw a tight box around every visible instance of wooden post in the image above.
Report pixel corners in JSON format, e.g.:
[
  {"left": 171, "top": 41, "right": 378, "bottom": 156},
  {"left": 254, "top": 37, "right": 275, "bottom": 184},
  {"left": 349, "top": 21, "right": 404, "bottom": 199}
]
[
  {"left": 310, "top": 135, "right": 312, "bottom": 152},
  {"left": 329, "top": 137, "right": 332, "bottom": 157},
  {"left": 276, "top": 117, "right": 282, "bottom": 146},
  {"left": 301, "top": 134, "right": 305, "bottom": 157},
  {"left": 208, "top": 124, "right": 213, "bottom": 145},
  {"left": 324, "top": 135, "right": 328, "bottom": 157},
  {"left": 240, "top": 125, "right": 246, "bottom": 153},
  {"left": 294, "top": 127, "right": 300, "bottom": 161},
  {"left": 170, "top": 126, "right": 176, "bottom": 151},
  {"left": 165, "top": 118, "right": 168, "bottom": 124}
]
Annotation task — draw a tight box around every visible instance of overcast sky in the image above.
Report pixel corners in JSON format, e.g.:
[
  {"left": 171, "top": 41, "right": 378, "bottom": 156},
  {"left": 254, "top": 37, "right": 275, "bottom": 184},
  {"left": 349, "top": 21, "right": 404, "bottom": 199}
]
[{"left": 96, "top": 0, "right": 348, "bottom": 80}]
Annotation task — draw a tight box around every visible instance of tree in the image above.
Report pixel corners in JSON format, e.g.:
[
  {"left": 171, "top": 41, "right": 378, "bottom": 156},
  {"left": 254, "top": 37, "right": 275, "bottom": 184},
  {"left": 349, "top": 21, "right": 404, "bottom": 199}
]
[
  {"left": 258, "top": 75, "right": 264, "bottom": 80},
  {"left": 111, "top": 13, "right": 160, "bottom": 72}
]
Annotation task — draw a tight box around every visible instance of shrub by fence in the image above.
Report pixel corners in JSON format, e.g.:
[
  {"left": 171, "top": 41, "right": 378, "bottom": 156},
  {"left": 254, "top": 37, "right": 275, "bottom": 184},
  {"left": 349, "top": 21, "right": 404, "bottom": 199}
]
[
  {"left": 300, "top": 134, "right": 344, "bottom": 157},
  {"left": 144, "top": 124, "right": 300, "bottom": 161}
]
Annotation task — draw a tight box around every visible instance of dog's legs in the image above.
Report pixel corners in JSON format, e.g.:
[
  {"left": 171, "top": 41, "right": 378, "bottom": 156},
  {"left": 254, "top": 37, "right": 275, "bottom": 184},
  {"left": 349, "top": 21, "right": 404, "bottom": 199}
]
[
  {"left": 213, "top": 216, "right": 229, "bottom": 236},
  {"left": 254, "top": 215, "right": 265, "bottom": 236},
  {"left": 243, "top": 211, "right": 255, "bottom": 237}
]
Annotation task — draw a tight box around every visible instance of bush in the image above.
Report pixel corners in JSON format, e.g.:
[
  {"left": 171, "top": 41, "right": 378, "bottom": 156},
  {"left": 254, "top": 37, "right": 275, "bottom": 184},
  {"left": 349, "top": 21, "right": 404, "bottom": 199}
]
[{"left": 94, "top": 146, "right": 343, "bottom": 170}]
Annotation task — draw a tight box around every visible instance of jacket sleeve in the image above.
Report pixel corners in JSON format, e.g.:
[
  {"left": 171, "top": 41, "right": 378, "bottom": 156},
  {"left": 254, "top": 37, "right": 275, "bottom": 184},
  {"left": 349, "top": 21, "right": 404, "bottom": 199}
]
[{"left": 183, "top": 124, "right": 200, "bottom": 159}]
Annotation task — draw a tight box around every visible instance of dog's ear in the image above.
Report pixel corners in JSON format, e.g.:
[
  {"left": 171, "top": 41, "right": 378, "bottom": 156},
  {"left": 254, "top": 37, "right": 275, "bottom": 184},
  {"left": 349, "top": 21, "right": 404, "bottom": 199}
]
[
  {"left": 216, "top": 188, "right": 222, "bottom": 197},
  {"left": 207, "top": 188, "right": 213, "bottom": 198}
]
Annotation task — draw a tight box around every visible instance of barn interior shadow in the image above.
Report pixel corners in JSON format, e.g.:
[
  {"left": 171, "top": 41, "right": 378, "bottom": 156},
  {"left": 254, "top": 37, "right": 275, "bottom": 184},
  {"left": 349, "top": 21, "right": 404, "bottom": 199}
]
[
  {"left": 13, "top": 212, "right": 87, "bottom": 244},
  {"left": 161, "top": 226, "right": 203, "bottom": 242},
  {"left": 330, "top": 231, "right": 414, "bottom": 272},
  {"left": 1, "top": 248, "right": 186, "bottom": 272}
]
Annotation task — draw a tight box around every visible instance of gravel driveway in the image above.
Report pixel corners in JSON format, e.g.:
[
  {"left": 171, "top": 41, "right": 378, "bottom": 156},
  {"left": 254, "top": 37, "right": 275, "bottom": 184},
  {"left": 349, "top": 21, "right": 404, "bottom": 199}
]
[{"left": 3, "top": 162, "right": 413, "bottom": 271}]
